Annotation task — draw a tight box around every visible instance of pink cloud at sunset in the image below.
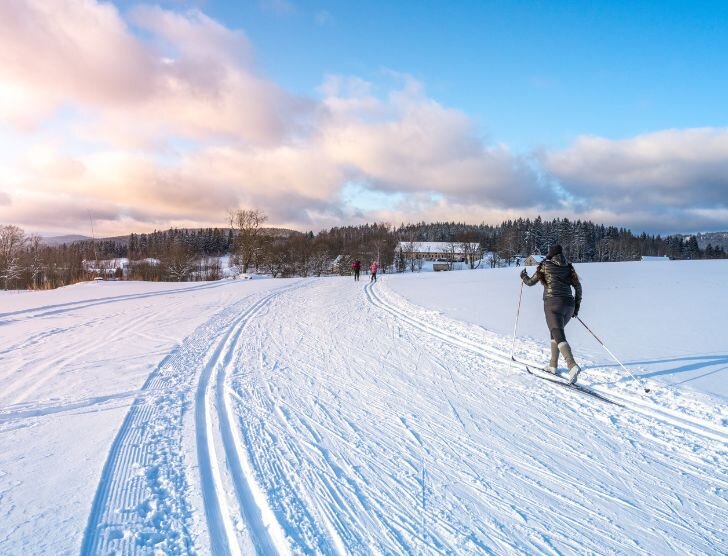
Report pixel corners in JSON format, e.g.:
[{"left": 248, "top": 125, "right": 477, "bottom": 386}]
[{"left": 1, "top": 0, "right": 726, "bottom": 236}]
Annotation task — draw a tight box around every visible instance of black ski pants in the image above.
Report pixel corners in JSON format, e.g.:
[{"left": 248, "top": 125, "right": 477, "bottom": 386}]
[{"left": 544, "top": 296, "right": 575, "bottom": 344}]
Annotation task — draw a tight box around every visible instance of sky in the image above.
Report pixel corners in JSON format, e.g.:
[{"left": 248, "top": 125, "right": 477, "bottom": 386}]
[{"left": 1, "top": 0, "right": 727, "bottom": 237}]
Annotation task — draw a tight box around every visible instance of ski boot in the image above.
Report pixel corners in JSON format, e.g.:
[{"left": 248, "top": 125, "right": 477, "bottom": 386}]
[
  {"left": 558, "top": 341, "right": 582, "bottom": 384},
  {"left": 547, "top": 339, "right": 559, "bottom": 374}
]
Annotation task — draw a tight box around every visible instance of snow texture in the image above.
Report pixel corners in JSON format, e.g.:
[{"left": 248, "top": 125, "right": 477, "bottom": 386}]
[{"left": 0, "top": 262, "right": 726, "bottom": 554}]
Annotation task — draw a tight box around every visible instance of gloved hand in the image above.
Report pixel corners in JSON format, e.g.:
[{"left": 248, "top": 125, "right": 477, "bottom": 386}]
[
  {"left": 520, "top": 269, "right": 528, "bottom": 280},
  {"left": 573, "top": 304, "right": 580, "bottom": 318}
]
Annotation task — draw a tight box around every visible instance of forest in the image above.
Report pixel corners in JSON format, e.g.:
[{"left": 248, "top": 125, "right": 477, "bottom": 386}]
[{"left": 1, "top": 215, "right": 725, "bottom": 290}]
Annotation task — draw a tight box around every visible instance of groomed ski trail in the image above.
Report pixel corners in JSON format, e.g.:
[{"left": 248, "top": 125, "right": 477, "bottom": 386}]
[
  {"left": 207, "top": 278, "right": 726, "bottom": 554},
  {"left": 195, "top": 288, "right": 293, "bottom": 555},
  {"left": 0, "top": 279, "right": 231, "bottom": 323},
  {"left": 78, "top": 277, "right": 726, "bottom": 554},
  {"left": 81, "top": 281, "right": 302, "bottom": 555},
  {"left": 366, "top": 281, "right": 728, "bottom": 444}
]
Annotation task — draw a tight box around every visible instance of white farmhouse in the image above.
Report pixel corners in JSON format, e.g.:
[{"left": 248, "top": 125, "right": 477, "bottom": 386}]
[{"left": 396, "top": 241, "right": 481, "bottom": 263}]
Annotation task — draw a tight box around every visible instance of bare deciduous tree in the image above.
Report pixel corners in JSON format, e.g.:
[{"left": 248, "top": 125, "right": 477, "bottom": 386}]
[
  {"left": 461, "top": 241, "right": 482, "bottom": 269},
  {"left": 310, "top": 246, "right": 330, "bottom": 277},
  {"left": 27, "top": 234, "right": 45, "bottom": 288},
  {"left": 164, "top": 243, "right": 196, "bottom": 281},
  {"left": 229, "top": 208, "right": 268, "bottom": 273},
  {"left": 0, "top": 225, "right": 26, "bottom": 289}
]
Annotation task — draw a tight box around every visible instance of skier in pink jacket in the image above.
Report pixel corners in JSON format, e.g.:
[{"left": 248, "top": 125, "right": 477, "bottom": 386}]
[{"left": 369, "top": 261, "right": 379, "bottom": 282}]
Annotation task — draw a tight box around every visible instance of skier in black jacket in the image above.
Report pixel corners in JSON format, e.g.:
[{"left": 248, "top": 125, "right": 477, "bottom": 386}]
[{"left": 520, "top": 244, "right": 583, "bottom": 384}]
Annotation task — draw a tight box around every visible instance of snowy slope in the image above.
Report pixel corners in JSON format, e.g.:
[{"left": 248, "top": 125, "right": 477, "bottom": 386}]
[
  {"left": 0, "top": 269, "right": 726, "bottom": 554},
  {"left": 383, "top": 260, "right": 728, "bottom": 400},
  {"left": 0, "top": 278, "right": 291, "bottom": 554}
]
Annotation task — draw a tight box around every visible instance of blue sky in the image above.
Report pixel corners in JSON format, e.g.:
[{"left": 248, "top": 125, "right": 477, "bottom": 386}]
[
  {"left": 1, "top": 0, "right": 727, "bottom": 235},
  {"left": 197, "top": 0, "right": 728, "bottom": 149}
]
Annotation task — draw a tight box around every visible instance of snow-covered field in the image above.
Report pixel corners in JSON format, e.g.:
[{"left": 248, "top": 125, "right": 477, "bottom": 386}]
[
  {"left": 384, "top": 260, "right": 728, "bottom": 400},
  {"left": 0, "top": 262, "right": 726, "bottom": 554}
]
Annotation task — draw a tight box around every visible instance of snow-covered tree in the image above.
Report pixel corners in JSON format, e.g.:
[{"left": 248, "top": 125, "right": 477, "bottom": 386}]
[
  {"left": 0, "top": 225, "right": 26, "bottom": 289},
  {"left": 27, "top": 234, "right": 45, "bottom": 288}
]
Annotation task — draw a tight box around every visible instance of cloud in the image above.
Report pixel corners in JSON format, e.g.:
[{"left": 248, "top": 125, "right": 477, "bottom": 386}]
[
  {"left": 545, "top": 128, "right": 728, "bottom": 210},
  {"left": 0, "top": 0, "right": 312, "bottom": 144},
  {"left": 0, "top": 0, "right": 547, "bottom": 235},
  {"left": 0, "top": 0, "right": 154, "bottom": 115},
  {"left": 1, "top": 1, "right": 725, "bottom": 236},
  {"left": 319, "top": 74, "right": 551, "bottom": 208}
]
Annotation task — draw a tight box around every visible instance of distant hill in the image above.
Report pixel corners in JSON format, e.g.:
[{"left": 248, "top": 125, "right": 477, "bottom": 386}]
[
  {"left": 40, "top": 227, "right": 302, "bottom": 246},
  {"left": 691, "top": 232, "right": 728, "bottom": 251},
  {"left": 102, "top": 227, "right": 302, "bottom": 243},
  {"left": 42, "top": 234, "right": 92, "bottom": 246},
  {"left": 260, "top": 227, "right": 303, "bottom": 238}
]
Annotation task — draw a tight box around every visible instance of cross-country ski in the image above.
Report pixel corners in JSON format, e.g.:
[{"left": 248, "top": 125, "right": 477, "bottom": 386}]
[{"left": 520, "top": 360, "right": 623, "bottom": 407}]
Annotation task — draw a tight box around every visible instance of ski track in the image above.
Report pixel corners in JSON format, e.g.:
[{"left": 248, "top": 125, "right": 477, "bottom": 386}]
[
  {"left": 0, "top": 279, "right": 230, "bottom": 323},
  {"left": 10, "top": 275, "right": 727, "bottom": 554},
  {"left": 366, "top": 281, "right": 728, "bottom": 445},
  {"left": 80, "top": 280, "right": 302, "bottom": 555},
  {"left": 2, "top": 308, "right": 160, "bottom": 406},
  {"left": 206, "top": 278, "right": 726, "bottom": 554}
]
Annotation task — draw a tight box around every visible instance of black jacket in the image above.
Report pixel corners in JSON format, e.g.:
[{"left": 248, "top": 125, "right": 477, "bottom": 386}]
[{"left": 522, "top": 255, "right": 582, "bottom": 310}]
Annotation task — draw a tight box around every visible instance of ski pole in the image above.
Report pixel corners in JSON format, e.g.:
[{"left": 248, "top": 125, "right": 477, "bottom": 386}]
[
  {"left": 511, "top": 281, "right": 524, "bottom": 359},
  {"left": 576, "top": 316, "right": 651, "bottom": 394}
]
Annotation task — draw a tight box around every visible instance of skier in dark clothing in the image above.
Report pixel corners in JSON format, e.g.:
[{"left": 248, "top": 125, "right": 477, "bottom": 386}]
[
  {"left": 520, "top": 244, "right": 583, "bottom": 384},
  {"left": 352, "top": 260, "right": 361, "bottom": 281}
]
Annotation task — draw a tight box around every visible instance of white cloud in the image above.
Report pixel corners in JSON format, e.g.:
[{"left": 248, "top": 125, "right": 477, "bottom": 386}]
[
  {"left": 545, "top": 128, "right": 728, "bottom": 210},
  {"left": 0, "top": 0, "right": 312, "bottom": 144},
  {"left": 1, "top": 1, "right": 725, "bottom": 236}
]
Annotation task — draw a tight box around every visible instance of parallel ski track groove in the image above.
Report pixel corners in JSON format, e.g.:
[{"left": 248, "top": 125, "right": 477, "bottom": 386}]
[
  {"left": 364, "top": 282, "right": 728, "bottom": 445},
  {"left": 0, "top": 279, "right": 231, "bottom": 322},
  {"left": 195, "top": 285, "right": 300, "bottom": 555},
  {"left": 80, "top": 281, "right": 298, "bottom": 556},
  {"left": 235, "top": 280, "right": 724, "bottom": 553}
]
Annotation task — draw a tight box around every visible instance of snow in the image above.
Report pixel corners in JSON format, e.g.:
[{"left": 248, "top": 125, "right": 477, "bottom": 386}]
[
  {"left": 0, "top": 262, "right": 726, "bottom": 554},
  {"left": 384, "top": 260, "right": 728, "bottom": 400}
]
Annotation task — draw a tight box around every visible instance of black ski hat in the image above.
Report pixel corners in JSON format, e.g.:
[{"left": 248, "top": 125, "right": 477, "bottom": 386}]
[{"left": 546, "top": 244, "right": 563, "bottom": 260}]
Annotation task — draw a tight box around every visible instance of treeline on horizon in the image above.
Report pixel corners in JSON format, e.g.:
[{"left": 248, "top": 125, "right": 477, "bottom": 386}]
[{"left": 1, "top": 216, "right": 726, "bottom": 290}]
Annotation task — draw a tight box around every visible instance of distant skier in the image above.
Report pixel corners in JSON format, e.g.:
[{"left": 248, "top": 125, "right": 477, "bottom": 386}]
[
  {"left": 370, "top": 260, "right": 379, "bottom": 282},
  {"left": 352, "top": 260, "right": 361, "bottom": 281},
  {"left": 520, "top": 244, "right": 583, "bottom": 384}
]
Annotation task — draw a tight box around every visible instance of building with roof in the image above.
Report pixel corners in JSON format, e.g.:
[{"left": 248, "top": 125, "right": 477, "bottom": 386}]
[
  {"left": 396, "top": 241, "right": 481, "bottom": 263},
  {"left": 524, "top": 255, "right": 546, "bottom": 266}
]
